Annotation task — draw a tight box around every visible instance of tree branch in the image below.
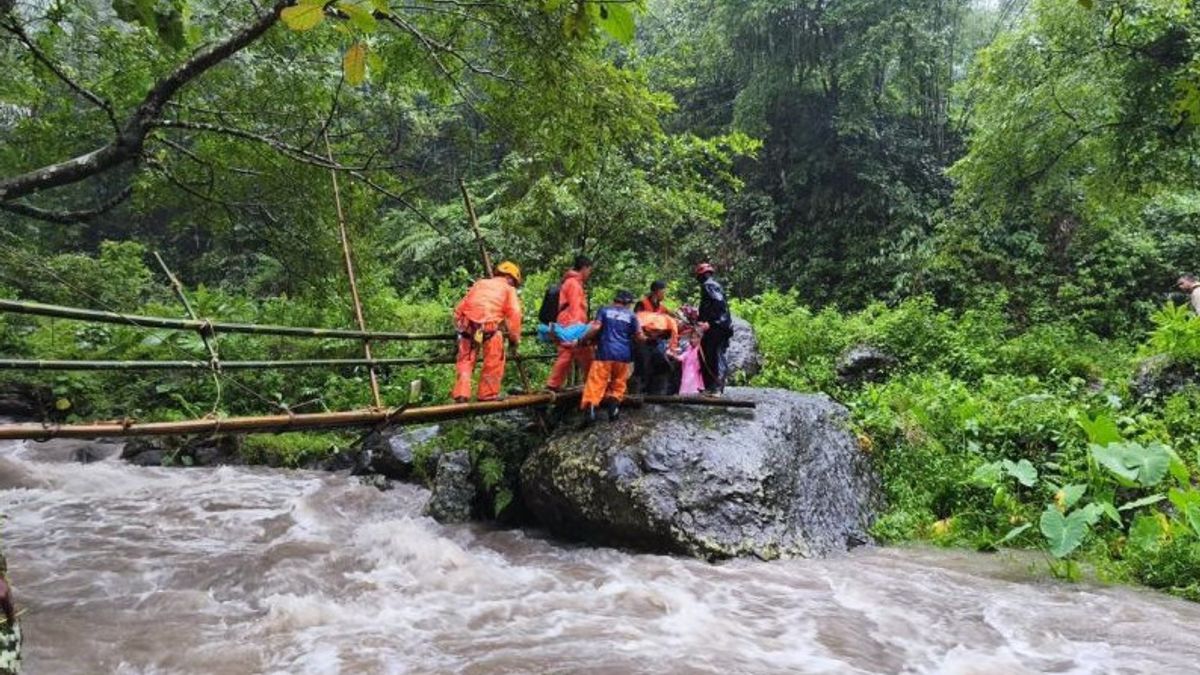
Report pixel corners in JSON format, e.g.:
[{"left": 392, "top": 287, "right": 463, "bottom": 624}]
[
  {"left": 0, "top": 1, "right": 289, "bottom": 205},
  {"left": 0, "top": 185, "right": 133, "bottom": 223}
]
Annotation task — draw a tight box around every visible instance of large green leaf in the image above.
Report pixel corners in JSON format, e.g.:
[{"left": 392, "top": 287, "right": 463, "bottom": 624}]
[
  {"left": 1002, "top": 459, "right": 1038, "bottom": 487},
  {"left": 111, "top": 0, "right": 189, "bottom": 48},
  {"left": 337, "top": 1, "right": 378, "bottom": 32},
  {"left": 1169, "top": 489, "right": 1200, "bottom": 538},
  {"left": 281, "top": 1, "right": 327, "bottom": 31},
  {"left": 596, "top": 2, "right": 636, "bottom": 43},
  {"left": 1057, "top": 483, "right": 1086, "bottom": 509},
  {"left": 1090, "top": 442, "right": 1173, "bottom": 488},
  {"left": 1078, "top": 413, "right": 1121, "bottom": 445},
  {"left": 1040, "top": 507, "right": 1090, "bottom": 558}
]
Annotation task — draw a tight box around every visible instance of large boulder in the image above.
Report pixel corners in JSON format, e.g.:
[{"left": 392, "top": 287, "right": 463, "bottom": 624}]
[
  {"left": 520, "top": 387, "right": 878, "bottom": 559},
  {"left": 1132, "top": 355, "right": 1200, "bottom": 401},
  {"left": 726, "top": 316, "right": 762, "bottom": 382},
  {"left": 424, "top": 450, "right": 474, "bottom": 523},
  {"left": 352, "top": 425, "right": 441, "bottom": 480},
  {"left": 836, "top": 344, "right": 898, "bottom": 385}
]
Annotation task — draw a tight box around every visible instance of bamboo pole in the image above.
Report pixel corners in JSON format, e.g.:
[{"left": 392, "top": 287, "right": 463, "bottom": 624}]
[
  {"left": 324, "top": 131, "right": 381, "bottom": 408},
  {"left": 0, "top": 389, "right": 584, "bottom": 440},
  {"left": 458, "top": 177, "right": 493, "bottom": 275},
  {"left": 0, "top": 355, "right": 554, "bottom": 371},
  {"left": 0, "top": 298, "right": 462, "bottom": 341},
  {"left": 153, "top": 252, "right": 220, "bottom": 368},
  {"left": 0, "top": 391, "right": 757, "bottom": 441}
]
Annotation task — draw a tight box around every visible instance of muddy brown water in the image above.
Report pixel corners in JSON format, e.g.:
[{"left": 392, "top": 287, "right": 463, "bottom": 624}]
[{"left": 1, "top": 436, "right": 1199, "bottom": 674}]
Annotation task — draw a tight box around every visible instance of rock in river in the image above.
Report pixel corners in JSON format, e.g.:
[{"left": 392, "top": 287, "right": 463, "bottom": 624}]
[{"left": 520, "top": 387, "right": 878, "bottom": 559}]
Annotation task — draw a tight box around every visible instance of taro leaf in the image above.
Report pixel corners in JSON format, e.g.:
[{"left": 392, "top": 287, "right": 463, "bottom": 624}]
[
  {"left": 1057, "top": 484, "right": 1086, "bottom": 510},
  {"left": 1040, "top": 506, "right": 1090, "bottom": 558},
  {"left": 595, "top": 1, "right": 635, "bottom": 43},
  {"left": 1078, "top": 502, "right": 1104, "bottom": 526},
  {"left": 969, "top": 461, "right": 1003, "bottom": 487},
  {"left": 281, "top": 1, "right": 327, "bottom": 31},
  {"left": 1078, "top": 413, "right": 1121, "bottom": 445},
  {"left": 1090, "top": 442, "right": 1171, "bottom": 487},
  {"left": 1118, "top": 494, "right": 1166, "bottom": 511},
  {"left": 1002, "top": 459, "right": 1038, "bottom": 487},
  {"left": 343, "top": 42, "right": 367, "bottom": 85},
  {"left": 1090, "top": 443, "right": 1138, "bottom": 484}
]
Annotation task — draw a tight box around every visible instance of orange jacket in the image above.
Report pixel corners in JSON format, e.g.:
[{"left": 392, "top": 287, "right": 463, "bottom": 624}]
[
  {"left": 636, "top": 311, "right": 679, "bottom": 351},
  {"left": 455, "top": 276, "right": 522, "bottom": 342},
  {"left": 556, "top": 270, "right": 589, "bottom": 325},
  {"left": 637, "top": 296, "right": 670, "bottom": 314}
]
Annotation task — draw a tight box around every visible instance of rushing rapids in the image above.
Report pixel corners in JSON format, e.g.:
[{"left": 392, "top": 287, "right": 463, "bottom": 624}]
[{"left": 1, "top": 435, "right": 1199, "bottom": 673}]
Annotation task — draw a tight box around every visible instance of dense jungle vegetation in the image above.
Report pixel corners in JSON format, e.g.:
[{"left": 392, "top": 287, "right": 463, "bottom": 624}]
[{"left": 3, "top": 0, "right": 1200, "bottom": 597}]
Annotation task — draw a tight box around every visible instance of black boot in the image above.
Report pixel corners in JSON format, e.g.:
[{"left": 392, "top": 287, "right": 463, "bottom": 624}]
[
  {"left": 606, "top": 400, "right": 620, "bottom": 422},
  {"left": 580, "top": 406, "right": 597, "bottom": 428}
]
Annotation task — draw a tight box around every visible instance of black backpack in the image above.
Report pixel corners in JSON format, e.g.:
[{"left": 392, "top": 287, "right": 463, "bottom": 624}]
[{"left": 538, "top": 284, "right": 561, "bottom": 324}]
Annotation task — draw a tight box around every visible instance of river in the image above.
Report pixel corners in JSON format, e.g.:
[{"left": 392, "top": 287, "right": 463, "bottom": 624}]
[{"left": 1, "top": 436, "right": 1199, "bottom": 674}]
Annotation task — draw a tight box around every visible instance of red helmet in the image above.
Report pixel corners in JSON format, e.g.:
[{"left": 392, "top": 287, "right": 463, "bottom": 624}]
[{"left": 694, "top": 262, "right": 715, "bottom": 278}]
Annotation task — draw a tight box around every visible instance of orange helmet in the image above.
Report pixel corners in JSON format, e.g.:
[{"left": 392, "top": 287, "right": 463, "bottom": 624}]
[{"left": 694, "top": 262, "right": 715, "bottom": 278}]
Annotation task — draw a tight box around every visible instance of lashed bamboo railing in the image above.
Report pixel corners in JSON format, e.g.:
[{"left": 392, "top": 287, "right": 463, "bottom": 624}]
[{"left": 0, "top": 355, "right": 554, "bottom": 371}]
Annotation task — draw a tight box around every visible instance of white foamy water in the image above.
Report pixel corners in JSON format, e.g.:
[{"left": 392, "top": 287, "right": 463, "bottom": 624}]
[{"left": 1, "top": 436, "right": 1199, "bottom": 674}]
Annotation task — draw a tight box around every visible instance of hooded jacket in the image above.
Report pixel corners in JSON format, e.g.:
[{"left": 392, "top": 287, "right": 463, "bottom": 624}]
[{"left": 556, "top": 269, "right": 589, "bottom": 325}]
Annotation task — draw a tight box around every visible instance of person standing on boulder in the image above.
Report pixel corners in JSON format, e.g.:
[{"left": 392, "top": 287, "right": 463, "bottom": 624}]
[
  {"left": 579, "top": 290, "right": 644, "bottom": 424},
  {"left": 1178, "top": 275, "right": 1200, "bottom": 315},
  {"left": 546, "top": 256, "right": 595, "bottom": 391},
  {"left": 694, "top": 262, "right": 733, "bottom": 396},
  {"left": 451, "top": 261, "right": 524, "bottom": 403}
]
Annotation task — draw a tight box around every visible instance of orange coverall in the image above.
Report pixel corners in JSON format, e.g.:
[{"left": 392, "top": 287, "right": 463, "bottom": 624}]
[
  {"left": 546, "top": 269, "right": 594, "bottom": 389},
  {"left": 581, "top": 361, "right": 632, "bottom": 408},
  {"left": 635, "top": 311, "right": 679, "bottom": 351},
  {"left": 452, "top": 276, "right": 522, "bottom": 401}
]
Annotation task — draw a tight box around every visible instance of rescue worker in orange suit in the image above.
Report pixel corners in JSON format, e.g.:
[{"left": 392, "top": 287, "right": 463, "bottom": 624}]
[
  {"left": 695, "top": 262, "right": 733, "bottom": 396},
  {"left": 579, "top": 290, "right": 644, "bottom": 424},
  {"left": 632, "top": 308, "right": 680, "bottom": 395},
  {"left": 546, "top": 255, "right": 595, "bottom": 391},
  {"left": 452, "top": 261, "right": 523, "bottom": 403},
  {"left": 637, "top": 280, "right": 670, "bottom": 314}
]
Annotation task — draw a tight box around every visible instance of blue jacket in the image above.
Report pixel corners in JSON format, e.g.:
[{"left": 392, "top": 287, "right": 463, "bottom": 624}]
[{"left": 593, "top": 305, "right": 640, "bottom": 362}]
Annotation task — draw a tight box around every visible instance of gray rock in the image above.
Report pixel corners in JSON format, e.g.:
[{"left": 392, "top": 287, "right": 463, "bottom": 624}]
[
  {"left": 358, "top": 474, "right": 394, "bottom": 492},
  {"left": 520, "top": 387, "right": 878, "bottom": 559},
  {"left": 836, "top": 344, "right": 898, "bottom": 385},
  {"left": 726, "top": 316, "right": 762, "bottom": 382},
  {"left": 0, "top": 382, "right": 49, "bottom": 419},
  {"left": 424, "top": 450, "right": 474, "bottom": 523},
  {"left": 1132, "top": 355, "right": 1200, "bottom": 401},
  {"left": 355, "top": 425, "right": 440, "bottom": 480},
  {"left": 126, "top": 449, "right": 166, "bottom": 467}
]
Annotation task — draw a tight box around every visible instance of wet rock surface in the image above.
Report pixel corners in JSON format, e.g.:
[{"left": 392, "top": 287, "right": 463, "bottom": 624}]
[
  {"left": 352, "top": 426, "right": 440, "bottom": 480},
  {"left": 836, "top": 344, "right": 898, "bottom": 385},
  {"left": 425, "top": 450, "right": 474, "bottom": 523},
  {"left": 120, "top": 435, "right": 242, "bottom": 467},
  {"left": 727, "top": 316, "right": 763, "bottom": 382},
  {"left": 520, "top": 387, "right": 878, "bottom": 559}
]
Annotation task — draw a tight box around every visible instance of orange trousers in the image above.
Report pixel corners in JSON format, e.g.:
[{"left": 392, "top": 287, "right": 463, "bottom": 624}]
[
  {"left": 547, "top": 343, "right": 594, "bottom": 390},
  {"left": 581, "top": 361, "right": 632, "bottom": 409},
  {"left": 452, "top": 332, "right": 506, "bottom": 401}
]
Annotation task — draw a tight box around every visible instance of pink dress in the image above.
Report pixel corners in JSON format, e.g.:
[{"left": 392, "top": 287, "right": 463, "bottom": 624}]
[{"left": 678, "top": 344, "right": 703, "bottom": 395}]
